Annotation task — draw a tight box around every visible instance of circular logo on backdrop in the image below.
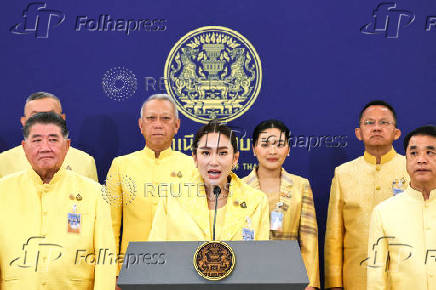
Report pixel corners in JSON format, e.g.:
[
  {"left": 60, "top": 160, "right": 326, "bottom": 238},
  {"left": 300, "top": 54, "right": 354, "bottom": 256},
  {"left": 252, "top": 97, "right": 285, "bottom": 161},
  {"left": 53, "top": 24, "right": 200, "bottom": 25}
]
[
  {"left": 164, "top": 26, "right": 262, "bottom": 123},
  {"left": 193, "top": 241, "right": 235, "bottom": 280},
  {"left": 102, "top": 66, "right": 137, "bottom": 102}
]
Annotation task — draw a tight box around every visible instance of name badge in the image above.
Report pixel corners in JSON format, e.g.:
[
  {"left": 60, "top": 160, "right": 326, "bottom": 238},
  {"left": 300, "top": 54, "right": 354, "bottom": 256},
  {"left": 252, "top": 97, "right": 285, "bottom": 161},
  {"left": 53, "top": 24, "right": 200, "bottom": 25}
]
[
  {"left": 67, "top": 213, "right": 81, "bottom": 233},
  {"left": 270, "top": 210, "right": 284, "bottom": 231},
  {"left": 242, "top": 228, "right": 255, "bottom": 241}
]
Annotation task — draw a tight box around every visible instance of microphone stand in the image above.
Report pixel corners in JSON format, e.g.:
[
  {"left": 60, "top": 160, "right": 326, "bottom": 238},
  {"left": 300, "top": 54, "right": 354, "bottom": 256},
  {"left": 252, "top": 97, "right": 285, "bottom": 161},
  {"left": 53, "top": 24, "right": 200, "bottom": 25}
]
[{"left": 212, "top": 185, "right": 221, "bottom": 241}]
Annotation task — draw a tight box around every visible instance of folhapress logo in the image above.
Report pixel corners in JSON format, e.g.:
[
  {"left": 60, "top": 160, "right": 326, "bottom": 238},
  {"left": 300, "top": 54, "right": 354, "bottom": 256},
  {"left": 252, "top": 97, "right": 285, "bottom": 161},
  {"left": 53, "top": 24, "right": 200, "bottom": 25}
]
[
  {"left": 10, "top": 2, "right": 65, "bottom": 38},
  {"left": 361, "top": 2, "right": 415, "bottom": 38}
]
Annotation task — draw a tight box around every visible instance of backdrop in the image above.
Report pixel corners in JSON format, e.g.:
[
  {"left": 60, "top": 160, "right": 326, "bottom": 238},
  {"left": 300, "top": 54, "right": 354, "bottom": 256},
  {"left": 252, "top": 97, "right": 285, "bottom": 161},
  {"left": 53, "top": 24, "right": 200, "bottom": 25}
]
[{"left": 1, "top": 0, "right": 435, "bottom": 287}]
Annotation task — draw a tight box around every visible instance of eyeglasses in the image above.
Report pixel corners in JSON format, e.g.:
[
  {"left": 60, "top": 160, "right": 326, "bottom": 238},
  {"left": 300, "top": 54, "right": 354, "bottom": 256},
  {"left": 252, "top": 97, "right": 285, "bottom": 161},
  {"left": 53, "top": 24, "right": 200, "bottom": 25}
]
[{"left": 361, "top": 120, "right": 394, "bottom": 127}]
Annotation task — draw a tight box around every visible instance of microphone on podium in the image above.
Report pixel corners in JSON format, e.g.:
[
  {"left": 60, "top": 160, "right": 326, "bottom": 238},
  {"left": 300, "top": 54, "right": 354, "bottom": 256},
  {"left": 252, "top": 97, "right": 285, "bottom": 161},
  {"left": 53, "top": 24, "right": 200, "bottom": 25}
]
[{"left": 212, "top": 185, "right": 221, "bottom": 241}]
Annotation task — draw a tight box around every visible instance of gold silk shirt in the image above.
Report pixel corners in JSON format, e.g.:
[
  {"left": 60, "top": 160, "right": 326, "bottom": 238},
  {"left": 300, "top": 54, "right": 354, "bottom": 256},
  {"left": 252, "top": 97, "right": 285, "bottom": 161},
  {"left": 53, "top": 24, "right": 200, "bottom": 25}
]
[
  {"left": 0, "top": 145, "right": 98, "bottom": 181},
  {"left": 324, "top": 148, "right": 408, "bottom": 289},
  {"left": 0, "top": 168, "right": 116, "bottom": 290},
  {"left": 148, "top": 172, "right": 270, "bottom": 241},
  {"left": 105, "top": 146, "right": 195, "bottom": 271},
  {"left": 367, "top": 187, "right": 436, "bottom": 290},
  {"left": 243, "top": 168, "right": 320, "bottom": 288}
]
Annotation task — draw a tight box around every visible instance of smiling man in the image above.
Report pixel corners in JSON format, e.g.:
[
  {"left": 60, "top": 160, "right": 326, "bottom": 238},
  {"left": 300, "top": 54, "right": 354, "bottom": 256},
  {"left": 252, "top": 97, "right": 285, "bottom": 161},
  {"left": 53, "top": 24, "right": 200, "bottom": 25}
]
[
  {"left": 0, "top": 91, "right": 98, "bottom": 181},
  {"left": 324, "top": 100, "right": 409, "bottom": 290},
  {"left": 367, "top": 125, "right": 436, "bottom": 290},
  {"left": 0, "top": 112, "right": 115, "bottom": 289},
  {"left": 105, "top": 94, "right": 195, "bottom": 273}
]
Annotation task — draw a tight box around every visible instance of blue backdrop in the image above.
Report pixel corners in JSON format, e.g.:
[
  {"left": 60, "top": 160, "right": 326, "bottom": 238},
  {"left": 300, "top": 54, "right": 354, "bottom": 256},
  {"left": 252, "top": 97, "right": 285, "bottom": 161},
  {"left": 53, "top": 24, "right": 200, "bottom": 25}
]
[{"left": 1, "top": 0, "right": 436, "bottom": 287}]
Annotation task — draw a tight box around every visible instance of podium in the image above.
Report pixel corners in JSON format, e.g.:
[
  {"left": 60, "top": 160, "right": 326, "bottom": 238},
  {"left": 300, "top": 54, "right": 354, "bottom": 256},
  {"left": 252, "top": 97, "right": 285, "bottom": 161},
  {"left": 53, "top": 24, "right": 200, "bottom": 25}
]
[{"left": 118, "top": 240, "right": 309, "bottom": 289}]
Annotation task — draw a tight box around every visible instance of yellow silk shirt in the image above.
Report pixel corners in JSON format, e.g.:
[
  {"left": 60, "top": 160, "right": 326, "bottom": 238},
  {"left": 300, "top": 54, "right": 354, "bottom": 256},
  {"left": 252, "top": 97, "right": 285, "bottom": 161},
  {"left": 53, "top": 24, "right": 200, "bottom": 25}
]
[
  {"left": 0, "top": 168, "right": 116, "bottom": 290},
  {"left": 0, "top": 145, "right": 98, "bottom": 181},
  {"left": 105, "top": 146, "right": 195, "bottom": 271},
  {"left": 367, "top": 187, "right": 436, "bottom": 290},
  {"left": 324, "top": 148, "right": 408, "bottom": 289},
  {"left": 242, "top": 168, "right": 320, "bottom": 288},
  {"left": 148, "top": 172, "right": 270, "bottom": 241}
]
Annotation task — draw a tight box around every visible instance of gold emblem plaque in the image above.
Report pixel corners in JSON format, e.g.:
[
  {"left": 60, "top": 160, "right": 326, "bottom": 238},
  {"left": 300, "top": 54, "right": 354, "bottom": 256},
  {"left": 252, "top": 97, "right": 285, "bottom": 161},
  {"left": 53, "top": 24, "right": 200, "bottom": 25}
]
[
  {"left": 193, "top": 241, "right": 236, "bottom": 280},
  {"left": 164, "top": 26, "right": 262, "bottom": 123}
]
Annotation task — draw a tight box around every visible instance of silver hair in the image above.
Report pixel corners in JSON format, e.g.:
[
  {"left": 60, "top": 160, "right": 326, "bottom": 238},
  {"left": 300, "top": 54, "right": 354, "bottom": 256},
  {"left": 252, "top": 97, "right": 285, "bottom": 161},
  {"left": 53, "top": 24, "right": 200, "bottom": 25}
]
[
  {"left": 140, "top": 94, "right": 179, "bottom": 119},
  {"left": 25, "top": 91, "right": 62, "bottom": 113}
]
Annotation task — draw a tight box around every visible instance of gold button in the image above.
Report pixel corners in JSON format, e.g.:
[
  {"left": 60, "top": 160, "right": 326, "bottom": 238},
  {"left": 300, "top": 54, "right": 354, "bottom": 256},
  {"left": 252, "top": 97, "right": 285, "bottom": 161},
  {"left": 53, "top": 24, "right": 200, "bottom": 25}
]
[
  {"left": 376, "top": 186, "right": 381, "bottom": 190},
  {"left": 376, "top": 166, "right": 381, "bottom": 171}
]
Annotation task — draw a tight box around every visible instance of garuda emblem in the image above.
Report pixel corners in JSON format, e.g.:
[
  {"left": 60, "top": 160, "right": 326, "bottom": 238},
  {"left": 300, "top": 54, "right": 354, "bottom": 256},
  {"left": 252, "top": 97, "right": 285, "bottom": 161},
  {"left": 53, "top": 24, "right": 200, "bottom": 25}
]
[
  {"left": 164, "top": 26, "right": 262, "bottom": 123},
  {"left": 193, "top": 241, "right": 235, "bottom": 280}
]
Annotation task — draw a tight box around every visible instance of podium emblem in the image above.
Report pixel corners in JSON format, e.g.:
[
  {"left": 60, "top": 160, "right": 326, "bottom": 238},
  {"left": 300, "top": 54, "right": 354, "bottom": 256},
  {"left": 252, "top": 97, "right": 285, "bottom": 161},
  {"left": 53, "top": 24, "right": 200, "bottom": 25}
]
[
  {"left": 193, "top": 241, "right": 235, "bottom": 280},
  {"left": 165, "top": 26, "right": 262, "bottom": 123}
]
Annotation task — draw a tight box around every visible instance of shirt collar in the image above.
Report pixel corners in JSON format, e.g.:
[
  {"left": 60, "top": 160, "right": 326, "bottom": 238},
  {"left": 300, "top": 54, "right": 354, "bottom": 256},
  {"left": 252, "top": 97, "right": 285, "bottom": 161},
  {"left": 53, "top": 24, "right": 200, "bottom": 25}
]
[
  {"left": 245, "top": 166, "right": 293, "bottom": 193},
  {"left": 143, "top": 146, "right": 173, "bottom": 160},
  {"left": 363, "top": 147, "right": 396, "bottom": 165},
  {"left": 26, "top": 167, "right": 66, "bottom": 186},
  {"left": 406, "top": 185, "right": 436, "bottom": 202}
]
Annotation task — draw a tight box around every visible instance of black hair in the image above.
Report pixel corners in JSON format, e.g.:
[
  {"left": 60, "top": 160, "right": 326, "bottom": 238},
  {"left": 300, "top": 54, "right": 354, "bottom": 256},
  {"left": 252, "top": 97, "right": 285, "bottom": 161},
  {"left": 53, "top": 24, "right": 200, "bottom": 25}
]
[
  {"left": 403, "top": 125, "right": 436, "bottom": 151},
  {"left": 252, "top": 119, "right": 290, "bottom": 145},
  {"left": 192, "top": 120, "right": 238, "bottom": 154},
  {"left": 359, "top": 100, "right": 398, "bottom": 127},
  {"left": 23, "top": 111, "right": 68, "bottom": 139}
]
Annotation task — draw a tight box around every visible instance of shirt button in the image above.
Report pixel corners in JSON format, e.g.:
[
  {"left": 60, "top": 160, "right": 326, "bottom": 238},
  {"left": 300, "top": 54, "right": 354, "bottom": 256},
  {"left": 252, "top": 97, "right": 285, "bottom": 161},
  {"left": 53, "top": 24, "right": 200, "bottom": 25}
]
[
  {"left": 376, "top": 186, "right": 381, "bottom": 190},
  {"left": 43, "top": 211, "right": 47, "bottom": 216},
  {"left": 376, "top": 166, "right": 381, "bottom": 171}
]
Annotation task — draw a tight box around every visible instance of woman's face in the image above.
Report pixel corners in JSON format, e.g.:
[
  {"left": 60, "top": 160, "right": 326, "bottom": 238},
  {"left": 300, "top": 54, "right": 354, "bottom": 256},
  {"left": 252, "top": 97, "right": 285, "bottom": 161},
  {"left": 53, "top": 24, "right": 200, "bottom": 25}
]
[
  {"left": 253, "top": 127, "right": 289, "bottom": 170},
  {"left": 193, "top": 132, "right": 239, "bottom": 188}
]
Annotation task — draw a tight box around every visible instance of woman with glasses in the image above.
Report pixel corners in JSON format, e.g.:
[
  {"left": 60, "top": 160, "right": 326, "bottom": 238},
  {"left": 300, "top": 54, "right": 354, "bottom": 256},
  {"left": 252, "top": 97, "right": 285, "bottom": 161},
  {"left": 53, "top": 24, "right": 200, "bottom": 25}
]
[{"left": 243, "top": 119, "right": 320, "bottom": 289}]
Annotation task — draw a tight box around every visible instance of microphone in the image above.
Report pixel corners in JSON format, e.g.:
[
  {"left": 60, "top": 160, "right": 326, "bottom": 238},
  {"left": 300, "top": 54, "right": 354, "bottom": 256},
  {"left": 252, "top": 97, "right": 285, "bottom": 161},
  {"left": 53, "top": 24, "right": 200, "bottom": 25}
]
[{"left": 212, "top": 185, "right": 221, "bottom": 241}]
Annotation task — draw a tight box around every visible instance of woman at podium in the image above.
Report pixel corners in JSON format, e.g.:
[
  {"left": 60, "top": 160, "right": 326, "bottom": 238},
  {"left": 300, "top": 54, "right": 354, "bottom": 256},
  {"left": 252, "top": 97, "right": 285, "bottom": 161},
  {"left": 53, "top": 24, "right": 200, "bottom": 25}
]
[
  {"left": 149, "top": 120, "right": 269, "bottom": 241},
  {"left": 242, "top": 119, "right": 320, "bottom": 289}
]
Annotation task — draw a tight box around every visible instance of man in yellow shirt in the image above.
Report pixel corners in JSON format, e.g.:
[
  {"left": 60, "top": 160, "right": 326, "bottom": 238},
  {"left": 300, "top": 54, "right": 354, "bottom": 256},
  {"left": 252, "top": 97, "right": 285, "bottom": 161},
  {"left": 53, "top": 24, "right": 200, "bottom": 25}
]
[
  {"left": 324, "top": 100, "right": 409, "bottom": 290},
  {"left": 0, "top": 91, "right": 98, "bottom": 181},
  {"left": 105, "top": 94, "right": 195, "bottom": 272},
  {"left": 367, "top": 125, "right": 436, "bottom": 290},
  {"left": 0, "top": 112, "right": 116, "bottom": 289}
]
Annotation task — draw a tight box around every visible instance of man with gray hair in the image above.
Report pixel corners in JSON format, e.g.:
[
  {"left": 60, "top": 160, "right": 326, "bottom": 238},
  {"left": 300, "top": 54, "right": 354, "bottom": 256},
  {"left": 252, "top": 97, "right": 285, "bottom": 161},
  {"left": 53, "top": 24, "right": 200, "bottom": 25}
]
[
  {"left": 0, "top": 91, "right": 98, "bottom": 181},
  {"left": 0, "top": 112, "right": 115, "bottom": 289},
  {"left": 105, "top": 94, "right": 195, "bottom": 274}
]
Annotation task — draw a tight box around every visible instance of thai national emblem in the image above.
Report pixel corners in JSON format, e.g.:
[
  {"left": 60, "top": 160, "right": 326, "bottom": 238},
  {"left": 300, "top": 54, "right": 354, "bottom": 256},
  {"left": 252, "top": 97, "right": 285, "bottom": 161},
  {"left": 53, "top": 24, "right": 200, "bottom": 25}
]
[
  {"left": 164, "top": 26, "right": 262, "bottom": 123},
  {"left": 193, "top": 241, "right": 235, "bottom": 280}
]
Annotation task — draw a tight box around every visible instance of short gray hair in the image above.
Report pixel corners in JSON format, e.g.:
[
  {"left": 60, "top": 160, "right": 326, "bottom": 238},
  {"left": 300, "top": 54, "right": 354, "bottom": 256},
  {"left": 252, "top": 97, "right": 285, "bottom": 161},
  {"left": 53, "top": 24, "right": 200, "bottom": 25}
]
[
  {"left": 25, "top": 91, "right": 62, "bottom": 113},
  {"left": 140, "top": 94, "right": 179, "bottom": 119}
]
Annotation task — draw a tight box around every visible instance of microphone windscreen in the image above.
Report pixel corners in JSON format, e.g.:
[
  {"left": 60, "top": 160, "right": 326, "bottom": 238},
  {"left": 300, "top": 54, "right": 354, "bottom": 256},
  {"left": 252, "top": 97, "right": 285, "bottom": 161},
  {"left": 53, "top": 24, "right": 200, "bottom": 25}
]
[{"left": 213, "top": 185, "right": 221, "bottom": 197}]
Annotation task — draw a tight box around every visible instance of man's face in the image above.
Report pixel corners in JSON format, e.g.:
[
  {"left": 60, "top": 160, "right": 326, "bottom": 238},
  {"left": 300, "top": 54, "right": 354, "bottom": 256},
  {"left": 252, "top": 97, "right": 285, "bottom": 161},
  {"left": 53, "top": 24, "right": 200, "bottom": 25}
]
[
  {"left": 138, "top": 99, "right": 180, "bottom": 152},
  {"left": 406, "top": 135, "right": 436, "bottom": 188},
  {"left": 355, "top": 105, "right": 401, "bottom": 147},
  {"left": 22, "top": 123, "right": 70, "bottom": 174},
  {"left": 21, "top": 98, "right": 64, "bottom": 126}
]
